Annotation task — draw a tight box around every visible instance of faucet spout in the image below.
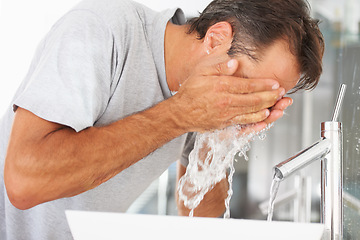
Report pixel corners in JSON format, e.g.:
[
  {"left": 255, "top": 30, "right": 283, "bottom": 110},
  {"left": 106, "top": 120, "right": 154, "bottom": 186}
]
[{"left": 274, "top": 138, "right": 331, "bottom": 181}]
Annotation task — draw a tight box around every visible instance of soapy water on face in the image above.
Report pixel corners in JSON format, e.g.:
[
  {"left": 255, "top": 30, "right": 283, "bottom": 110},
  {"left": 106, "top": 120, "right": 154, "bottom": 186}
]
[{"left": 178, "top": 123, "right": 273, "bottom": 218}]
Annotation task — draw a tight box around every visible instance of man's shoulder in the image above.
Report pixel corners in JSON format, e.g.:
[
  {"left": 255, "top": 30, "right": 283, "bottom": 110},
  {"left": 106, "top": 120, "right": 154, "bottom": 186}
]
[{"left": 73, "top": 0, "right": 153, "bottom": 24}]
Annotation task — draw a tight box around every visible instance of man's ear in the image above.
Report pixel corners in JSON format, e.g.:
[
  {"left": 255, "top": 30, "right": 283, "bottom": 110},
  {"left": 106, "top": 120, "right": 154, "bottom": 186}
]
[{"left": 203, "top": 21, "right": 233, "bottom": 55}]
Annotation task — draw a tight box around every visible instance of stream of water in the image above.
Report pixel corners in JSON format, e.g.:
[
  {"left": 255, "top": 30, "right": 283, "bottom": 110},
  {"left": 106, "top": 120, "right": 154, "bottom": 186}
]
[{"left": 267, "top": 175, "right": 282, "bottom": 221}]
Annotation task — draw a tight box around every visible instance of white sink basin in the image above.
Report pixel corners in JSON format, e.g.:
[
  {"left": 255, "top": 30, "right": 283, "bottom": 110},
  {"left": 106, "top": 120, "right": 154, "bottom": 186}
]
[{"left": 66, "top": 211, "right": 324, "bottom": 240}]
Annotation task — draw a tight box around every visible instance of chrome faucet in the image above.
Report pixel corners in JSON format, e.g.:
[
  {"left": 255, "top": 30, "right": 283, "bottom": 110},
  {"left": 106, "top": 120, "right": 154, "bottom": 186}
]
[{"left": 273, "top": 84, "right": 346, "bottom": 240}]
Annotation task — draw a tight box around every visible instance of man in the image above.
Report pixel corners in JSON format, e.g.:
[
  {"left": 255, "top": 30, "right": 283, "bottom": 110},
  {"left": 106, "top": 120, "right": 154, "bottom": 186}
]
[{"left": 0, "top": 0, "right": 323, "bottom": 239}]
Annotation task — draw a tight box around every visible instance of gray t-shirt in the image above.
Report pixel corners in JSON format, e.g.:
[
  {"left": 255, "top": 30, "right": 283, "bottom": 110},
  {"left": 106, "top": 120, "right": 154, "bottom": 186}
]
[{"left": 0, "top": 0, "right": 189, "bottom": 239}]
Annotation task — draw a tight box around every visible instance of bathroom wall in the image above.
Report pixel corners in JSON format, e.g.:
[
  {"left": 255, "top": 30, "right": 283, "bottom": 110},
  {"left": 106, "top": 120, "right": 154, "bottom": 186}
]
[
  {"left": 341, "top": 41, "right": 360, "bottom": 240},
  {"left": 0, "top": 0, "right": 82, "bottom": 115},
  {"left": 334, "top": 12, "right": 360, "bottom": 240}
]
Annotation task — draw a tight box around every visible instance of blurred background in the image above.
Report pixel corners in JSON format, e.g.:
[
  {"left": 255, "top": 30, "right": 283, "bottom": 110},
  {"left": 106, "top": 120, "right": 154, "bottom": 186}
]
[{"left": 0, "top": 0, "right": 359, "bottom": 239}]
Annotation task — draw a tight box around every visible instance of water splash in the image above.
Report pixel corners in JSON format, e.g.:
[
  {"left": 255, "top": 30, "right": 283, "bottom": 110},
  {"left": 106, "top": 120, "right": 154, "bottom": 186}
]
[{"left": 178, "top": 123, "right": 273, "bottom": 218}]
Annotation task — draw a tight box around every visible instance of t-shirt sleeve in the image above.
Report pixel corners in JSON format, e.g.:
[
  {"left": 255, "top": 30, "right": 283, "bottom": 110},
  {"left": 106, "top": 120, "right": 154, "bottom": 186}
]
[
  {"left": 180, "top": 132, "right": 196, "bottom": 167},
  {"left": 14, "top": 10, "right": 116, "bottom": 132}
]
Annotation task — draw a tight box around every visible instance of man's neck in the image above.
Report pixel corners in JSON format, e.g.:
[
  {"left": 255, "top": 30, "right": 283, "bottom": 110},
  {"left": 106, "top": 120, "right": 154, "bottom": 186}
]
[{"left": 164, "top": 22, "right": 201, "bottom": 92}]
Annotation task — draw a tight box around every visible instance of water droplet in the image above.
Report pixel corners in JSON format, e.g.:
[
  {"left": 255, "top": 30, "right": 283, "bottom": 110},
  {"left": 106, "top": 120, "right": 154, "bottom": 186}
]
[{"left": 259, "top": 132, "right": 267, "bottom": 140}]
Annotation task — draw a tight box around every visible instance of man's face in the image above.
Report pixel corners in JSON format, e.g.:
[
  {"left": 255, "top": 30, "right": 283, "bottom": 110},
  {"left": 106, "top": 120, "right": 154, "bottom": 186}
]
[{"left": 234, "top": 39, "right": 301, "bottom": 93}]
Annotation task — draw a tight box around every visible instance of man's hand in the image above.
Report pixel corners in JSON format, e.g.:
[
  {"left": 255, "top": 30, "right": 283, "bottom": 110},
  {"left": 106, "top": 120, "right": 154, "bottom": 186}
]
[{"left": 169, "top": 56, "right": 287, "bottom": 133}]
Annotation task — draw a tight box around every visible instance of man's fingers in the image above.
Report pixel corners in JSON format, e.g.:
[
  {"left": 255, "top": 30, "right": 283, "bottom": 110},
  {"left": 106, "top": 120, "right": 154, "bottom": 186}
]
[
  {"left": 236, "top": 122, "right": 268, "bottom": 136},
  {"left": 211, "top": 59, "right": 239, "bottom": 76},
  {"left": 263, "top": 98, "right": 293, "bottom": 125},
  {"left": 197, "top": 55, "right": 243, "bottom": 76},
  {"left": 264, "top": 109, "right": 284, "bottom": 125},
  {"left": 225, "top": 87, "right": 286, "bottom": 114},
  {"left": 227, "top": 96, "right": 293, "bottom": 131},
  {"left": 229, "top": 109, "right": 270, "bottom": 125},
  {"left": 231, "top": 109, "right": 284, "bottom": 135},
  {"left": 198, "top": 57, "right": 280, "bottom": 93},
  {"left": 214, "top": 76, "right": 280, "bottom": 94},
  {"left": 271, "top": 97, "right": 293, "bottom": 110}
]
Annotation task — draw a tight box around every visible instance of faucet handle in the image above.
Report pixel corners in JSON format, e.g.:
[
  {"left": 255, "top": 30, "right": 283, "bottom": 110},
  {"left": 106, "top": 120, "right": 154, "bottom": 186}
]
[{"left": 331, "top": 84, "right": 347, "bottom": 122}]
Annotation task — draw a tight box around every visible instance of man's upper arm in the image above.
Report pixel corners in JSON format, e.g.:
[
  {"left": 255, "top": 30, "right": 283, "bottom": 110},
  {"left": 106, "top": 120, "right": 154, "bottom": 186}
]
[{"left": 13, "top": 10, "right": 115, "bottom": 133}]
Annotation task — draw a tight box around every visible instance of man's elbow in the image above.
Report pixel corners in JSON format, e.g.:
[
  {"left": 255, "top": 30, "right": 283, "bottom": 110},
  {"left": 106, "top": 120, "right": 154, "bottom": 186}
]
[
  {"left": 5, "top": 187, "right": 37, "bottom": 210},
  {"left": 4, "top": 182, "right": 39, "bottom": 210},
  {"left": 4, "top": 160, "right": 40, "bottom": 210}
]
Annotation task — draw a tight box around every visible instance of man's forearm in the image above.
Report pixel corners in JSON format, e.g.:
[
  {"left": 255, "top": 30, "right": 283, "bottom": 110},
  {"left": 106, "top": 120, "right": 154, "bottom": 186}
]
[{"left": 4, "top": 98, "right": 186, "bottom": 210}]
